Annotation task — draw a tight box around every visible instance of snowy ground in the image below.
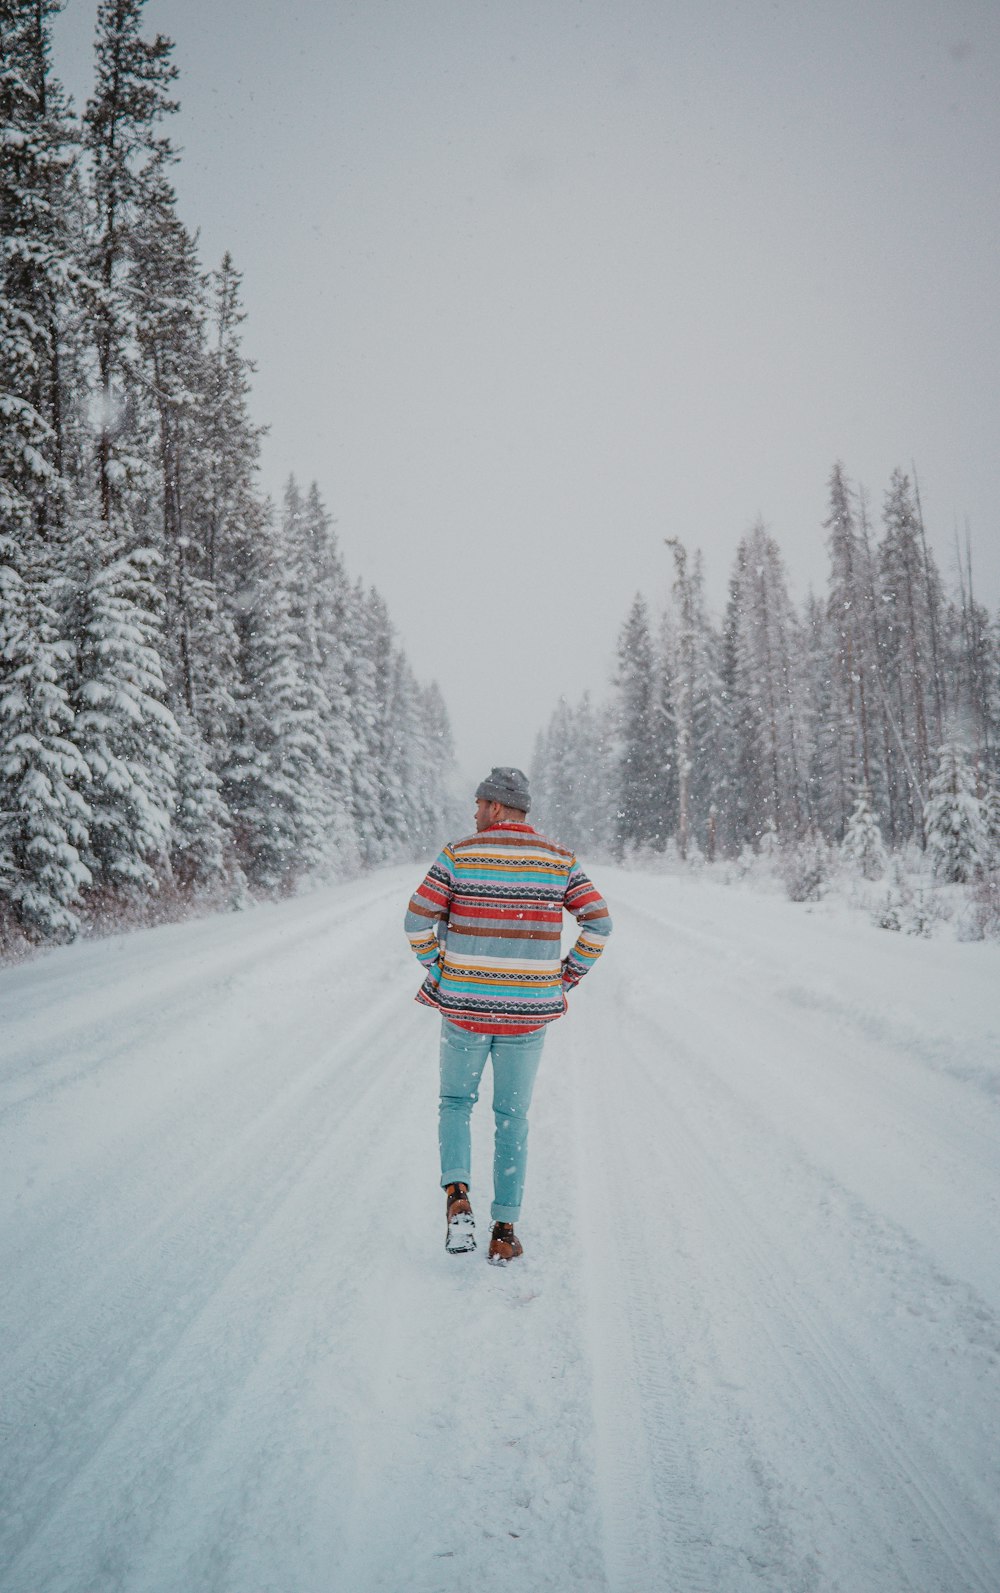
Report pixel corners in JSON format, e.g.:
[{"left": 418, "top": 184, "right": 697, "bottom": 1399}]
[{"left": 2, "top": 864, "right": 998, "bottom": 1593}]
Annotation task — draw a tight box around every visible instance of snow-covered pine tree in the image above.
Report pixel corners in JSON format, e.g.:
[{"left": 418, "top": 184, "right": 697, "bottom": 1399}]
[
  {"left": 419, "top": 678, "right": 459, "bottom": 839},
  {"left": 664, "top": 539, "right": 694, "bottom": 857},
  {"left": 571, "top": 691, "right": 616, "bottom": 853},
  {"left": 363, "top": 587, "right": 414, "bottom": 861},
  {"left": 130, "top": 158, "right": 225, "bottom": 727},
  {"left": 169, "top": 706, "right": 228, "bottom": 890},
  {"left": 663, "top": 540, "right": 726, "bottom": 856},
  {"left": 824, "top": 463, "right": 878, "bottom": 836},
  {"left": 297, "top": 481, "right": 360, "bottom": 861},
  {"left": 0, "top": 6, "right": 94, "bottom": 938},
  {"left": 224, "top": 493, "right": 341, "bottom": 891},
  {"left": 531, "top": 690, "right": 617, "bottom": 853},
  {"left": 186, "top": 253, "right": 266, "bottom": 766},
  {"left": 0, "top": 556, "right": 91, "bottom": 938},
  {"left": 532, "top": 695, "right": 576, "bottom": 841},
  {"left": 840, "top": 786, "right": 888, "bottom": 880},
  {"left": 65, "top": 532, "right": 177, "bottom": 896},
  {"left": 83, "top": 0, "right": 179, "bottom": 537},
  {"left": 383, "top": 651, "right": 437, "bottom": 857},
  {"left": 724, "top": 521, "right": 811, "bottom": 847},
  {"left": 201, "top": 255, "right": 266, "bottom": 590},
  {"left": 337, "top": 576, "right": 385, "bottom": 864},
  {"left": 614, "top": 593, "right": 667, "bottom": 854},
  {"left": 1, "top": 0, "right": 86, "bottom": 542},
  {"left": 278, "top": 476, "right": 349, "bottom": 865},
  {"left": 530, "top": 717, "right": 553, "bottom": 832},
  {"left": 877, "top": 469, "right": 942, "bottom": 844},
  {"left": 802, "top": 589, "right": 839, "bottom": 839},
  {"left": 950, "top": 530, "right": 998, "bottom": 782},
  {"left": 924, "top": 742, "right": 988, "bottom": 884},
  {"left": 855, "top": 483, "right": 905, "bottom": 846}
]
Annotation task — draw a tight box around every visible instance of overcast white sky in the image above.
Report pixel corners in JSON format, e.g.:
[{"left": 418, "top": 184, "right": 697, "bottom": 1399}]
[{"left": 53, "top": 0, "right": 1000, "bottom": 784}]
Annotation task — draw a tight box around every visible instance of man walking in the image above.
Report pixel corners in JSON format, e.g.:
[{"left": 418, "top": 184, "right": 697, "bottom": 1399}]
[{"left": 404, "top": 766, "right": 612, "bottom": 1264}]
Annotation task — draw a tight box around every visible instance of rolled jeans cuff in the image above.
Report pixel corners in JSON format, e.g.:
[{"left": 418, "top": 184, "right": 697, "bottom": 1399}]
[
  {"left": 441, "top": 1167, "right": 470, "bottom": 1189},
  {"left": 490, "top": 1200, "right": 521, "bottom": 1223}
]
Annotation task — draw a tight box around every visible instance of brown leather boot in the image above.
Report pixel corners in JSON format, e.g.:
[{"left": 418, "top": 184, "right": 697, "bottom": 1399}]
[
  {"left": 445, "top": 1183, "right": 475, "bottom": 1253},
  {"left": 487, "top": 1221, "right": 523, "bottom": 1266}
]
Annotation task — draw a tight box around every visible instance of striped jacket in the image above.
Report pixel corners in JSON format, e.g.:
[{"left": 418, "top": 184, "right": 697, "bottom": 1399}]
[{"left": 404, "top": 822, "right": 612, "bottom": 1034}]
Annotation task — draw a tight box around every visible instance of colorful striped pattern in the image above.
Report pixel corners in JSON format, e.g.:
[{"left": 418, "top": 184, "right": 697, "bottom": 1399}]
[{"left": 405, "top": 822, "right": 612, "bottom": 1034}]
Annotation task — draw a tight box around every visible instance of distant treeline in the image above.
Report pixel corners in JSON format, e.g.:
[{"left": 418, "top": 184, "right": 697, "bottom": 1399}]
[
  {"left": 533, "top": 463, "right": 1000, "bottom": 882},
  {"left": 1, "top": 0, "right": 455, "bottom": 946}
]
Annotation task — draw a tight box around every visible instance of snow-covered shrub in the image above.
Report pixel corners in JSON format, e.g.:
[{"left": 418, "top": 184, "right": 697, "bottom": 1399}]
[
  {"left": 872, "top": 891, "right": 903, "bottom": 932},
  {"left": 726, "top": 844, "right": 758, "bottom": 882},
  {"left": 228, "top": 868, "right": 252, "bottom": 913},
  {"left": 925, "top": 744, "right": 988, "bottom": 883},
  {"left": 840, "top": 788, "right": 887, "bottom": 880},
  {"left": 757, "top": 822, "right": 780, "bottom": 862},
  {"left": 870, "top": 859, "right": 948, "bottom": 937},
  {"left": 956, "top": 870, "right": 1000, "bottom": 942},
  {"left": 903, "top": 889, "right": 941, "bottom": 938},
  {"left": 685, "top": 839, "right": 706, "bottom": 871},
  {"left": 984, "top": 783, "right": 1000, "bottom": 869},
  {"left": 781, "top": 831, "right": 829, "bottom": 903}
]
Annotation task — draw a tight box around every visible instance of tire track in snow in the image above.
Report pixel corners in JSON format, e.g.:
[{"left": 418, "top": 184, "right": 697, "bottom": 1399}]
[
  {"left": 0, "top": 884, "right": 411, "bottom": 1352},
  {"left": 627, "top": 998, "right": 997, "bottom": 1592},
  {"left": 570, "top": 988, "right": 799, "bottom": 1593},
  {"left": 2, "top": 872, "right": 611, "bottom": 1593},
  {"left": 576, "top": 892, "right": 999, "bottom": 1592},
  {"left": 4, "top": 868, "right": 998, "bottom": 1592},
  {"left": 1, "top": 964, "right": 419, "bottom": 1586},
  {"left": 0, "top": 875, "right": 406, "bottom": 1116},
  {"left": 612, "top": 886, "right": 1000, "bottom": 1302}
]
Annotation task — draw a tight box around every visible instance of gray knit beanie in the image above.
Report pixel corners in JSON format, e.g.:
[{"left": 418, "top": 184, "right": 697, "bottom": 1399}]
[{"left": 475, "top": 765, "right": 531, "bottom": 813}]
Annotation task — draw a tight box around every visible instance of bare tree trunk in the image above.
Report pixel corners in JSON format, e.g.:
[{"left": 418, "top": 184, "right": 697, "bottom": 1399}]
[{"left": 912, "top": 466, "right": 945, "bottom": 751}]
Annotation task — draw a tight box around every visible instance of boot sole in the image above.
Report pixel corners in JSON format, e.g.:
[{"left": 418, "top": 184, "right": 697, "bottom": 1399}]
[{"left": 446, "top": 1214, "right": 476, "bottom": 1254}]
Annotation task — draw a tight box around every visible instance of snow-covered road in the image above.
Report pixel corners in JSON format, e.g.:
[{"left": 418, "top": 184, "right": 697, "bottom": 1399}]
[{"left": 2, "top": 866, "right": 998, "bottom": 1593}]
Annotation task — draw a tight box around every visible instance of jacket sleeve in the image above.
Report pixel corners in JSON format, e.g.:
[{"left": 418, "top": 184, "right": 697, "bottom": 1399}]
[
  {"left": 404, "top": 848, "right": 455, "bottom": 974},
  {"left": 561, "top": 862, "right": 612, "bottom": 989}
]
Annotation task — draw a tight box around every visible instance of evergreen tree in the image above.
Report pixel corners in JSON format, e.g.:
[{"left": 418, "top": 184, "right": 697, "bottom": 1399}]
[
  {"left": 83, "top": 0, "right": 178, "bottom": 535},
  {"left": 0, "top": 2, "right": 93, "bottom": 936},
  {"left": 225, "top": 500, "right": 340, "bottom": 890},
  {"left": 169, "top": 707, "right": 228, "bottom": 889},
  {"left": 856, "top": 484, "right": 901, "bottom": 844},
  {"left": 532, "top": 690, "right": 616, "bottom": 852},
  {"left": 571, "top": 691, "right": 616, "bottom": 852},
  {"left": 950, "top": 531, "right": 998, "bottom": 780},
  {"left": 65, "top": 534, "right": 177, "bottom": 892},
  {"left": 532, "top": 695, "right": 577, "bottom": 841},
  {"left": 408, "top": 677, "right": 456, "bottom": 853},
  {"left": 840, "top": 786, "right": 888, "bottom": 880},
  {"left": 615, "top": 593, "right": 665, "bottom": 853},
  {"left": 0, "top": 557, "right": 91, "bottom": 937},
  {"left": 201, "top": 253, "right": 267, "bottom": 595},
  {"left": 877, "top": 469, "right": 942, "bottom": 843},
  {"left": 1, "top": 0, "right": 84, "bottom": 543},
  {"left": 131, "top": 160, "right": 217, "bottom": 720},
  {"left": 824, "top": 463, "right": 878, "bottom": 836},
  {"left": 925, "top": 743, "right": 987, "bottom": 884},
  {"left": 725, "top": 521, "right": 810, "bottom": 845},
  {"left": 664, "top": 540, "right": 725, "bottom": 855}
]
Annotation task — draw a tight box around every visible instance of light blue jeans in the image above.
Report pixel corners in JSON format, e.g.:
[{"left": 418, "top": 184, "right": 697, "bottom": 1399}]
[{"left": 438, "top": 1020, "right": 547, "bottom": 1222}]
